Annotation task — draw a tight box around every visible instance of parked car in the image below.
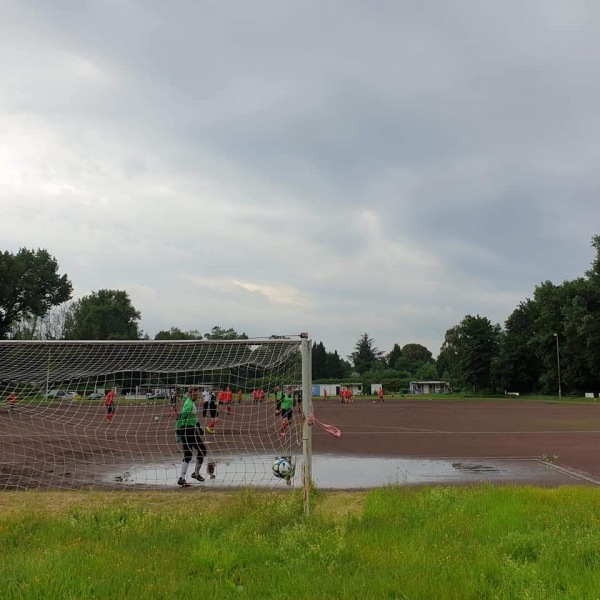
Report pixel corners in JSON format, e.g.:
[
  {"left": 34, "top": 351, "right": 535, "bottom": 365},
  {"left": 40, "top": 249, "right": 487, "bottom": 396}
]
[
  {"left": 45, "top": 389, "right": 66, "bottom": 399},
  {"left": 65, "top": 391, "right": 82, "bottom": 401},
  {"left": 88, "top": 392, "right": 103, "bottom": 400},
  {"left": 146, "top": 391, "right": 167, "bottom": 400}
]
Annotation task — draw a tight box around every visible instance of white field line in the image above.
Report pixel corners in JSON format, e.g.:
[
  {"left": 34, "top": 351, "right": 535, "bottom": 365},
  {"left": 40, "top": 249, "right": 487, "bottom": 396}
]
[{"left": 536, "top": 461, "right": 600, "bottom": 485}]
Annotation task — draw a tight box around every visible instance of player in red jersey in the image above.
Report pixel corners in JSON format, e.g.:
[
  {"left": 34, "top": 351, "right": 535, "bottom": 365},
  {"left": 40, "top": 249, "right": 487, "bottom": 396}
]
[
  {"left": 105, "top": 389, "right": 116, "bottom": 422},
  {"left": 8, "top": 391, "right": 17, "bottom": 415}
]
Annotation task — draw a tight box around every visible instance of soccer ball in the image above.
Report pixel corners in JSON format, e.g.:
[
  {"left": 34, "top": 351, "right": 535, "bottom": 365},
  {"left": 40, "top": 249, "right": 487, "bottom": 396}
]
[
  {"left": 272, "top": 457, "right": 293, "bottom": 479},
  {"left": 154, "top": 416, "right": 160, "bottom": 421}
]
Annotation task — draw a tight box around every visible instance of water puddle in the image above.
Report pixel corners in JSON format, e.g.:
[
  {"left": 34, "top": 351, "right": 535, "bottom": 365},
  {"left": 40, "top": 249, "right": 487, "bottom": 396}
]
[{"left": 106, "top": 454, "right": 580, "bottom": 489}]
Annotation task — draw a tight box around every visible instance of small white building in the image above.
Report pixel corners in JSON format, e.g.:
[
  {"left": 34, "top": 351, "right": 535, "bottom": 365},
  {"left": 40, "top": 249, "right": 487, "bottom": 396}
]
[{"left": 410, "top": 380, "right": 450, "bottom": 395}]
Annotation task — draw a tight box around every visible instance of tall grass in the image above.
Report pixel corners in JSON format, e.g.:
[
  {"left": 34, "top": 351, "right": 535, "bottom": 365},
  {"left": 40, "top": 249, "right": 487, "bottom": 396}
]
[{"left": 1, "top": 486, "right": 600, "bottom": 599}]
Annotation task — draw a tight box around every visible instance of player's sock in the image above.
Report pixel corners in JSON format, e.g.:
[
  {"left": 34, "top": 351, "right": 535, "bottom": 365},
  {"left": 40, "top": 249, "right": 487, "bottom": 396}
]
[{"left": 180, "top": 462, "right": 189, "bottom": 478}]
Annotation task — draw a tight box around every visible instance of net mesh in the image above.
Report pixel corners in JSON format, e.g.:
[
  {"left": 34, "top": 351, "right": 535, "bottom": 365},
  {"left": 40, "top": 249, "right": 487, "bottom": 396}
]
[{"left": 0, "top": 339, "right": 304, "bottom": 490}]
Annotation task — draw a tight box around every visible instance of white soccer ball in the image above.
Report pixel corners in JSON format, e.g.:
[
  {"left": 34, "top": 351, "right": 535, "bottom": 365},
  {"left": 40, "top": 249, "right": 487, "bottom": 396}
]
[
  {"left": 272, "top": 457, "right": 293, "bottom": 479},
  {"left": 154, "top": 416, "right": 160, "bottom": 421}
]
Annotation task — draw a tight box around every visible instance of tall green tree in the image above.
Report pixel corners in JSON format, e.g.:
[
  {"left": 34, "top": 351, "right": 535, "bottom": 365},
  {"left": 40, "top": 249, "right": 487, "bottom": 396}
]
[
  {"left": 414, "top": 362, "right": 438, "bottom": 380},
  {"left": 397, "top": 343, "right": 434, "bottom": 375},
  {"left": 586, "top": 234, "right": 600, "bottom": 280},
  {"left": 155, "top": 327, "right": 203, "bottom": 340},
  {"left": 204, "top": 326, "right": 248, "bottom": 340},
  {"left": 440, "top": 315, "right": 502, "bottom": 393},
  {"left": 311, "top": 341, "right": 351, "bottom": 379},
  {"left": 529, "top": 280, "right": 575, "bottom": 394},
  {"left": 64, "top": 289, "right": 142, "bottom": 340},
  {"left": 0, "top": 248, "right": 72, "bottom": 339},
  {"left": 437, "top": 326, "right": 461, "bottom": 385},
  {"left": 325, "top": 350, "right": 350, "bottom": 379},
  {"left": 348, "top": 333, "right": 383, "bottom": 374},
  {"left": 10, "top": 301, "right": 74, "bottom": 340},
  {"left": 496, "top": 300, "right": 542, "bottom": 393},
  {"left": 386, "top": 343, "right": 403, "bottom": 369},
  {"left": 312, "top": 341, "right": 328, "bottom": 380}
]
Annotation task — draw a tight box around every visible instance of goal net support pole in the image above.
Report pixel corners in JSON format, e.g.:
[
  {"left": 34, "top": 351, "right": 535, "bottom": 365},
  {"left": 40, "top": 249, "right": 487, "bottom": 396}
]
[{"left": 301, "top": 333, "right": 313, "bottom": 516}]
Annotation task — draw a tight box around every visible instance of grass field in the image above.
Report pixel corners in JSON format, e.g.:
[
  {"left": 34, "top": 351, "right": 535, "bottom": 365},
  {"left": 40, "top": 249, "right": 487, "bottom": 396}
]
[{"left": 2, "top": 486, "right": 600, "bottom": 599}]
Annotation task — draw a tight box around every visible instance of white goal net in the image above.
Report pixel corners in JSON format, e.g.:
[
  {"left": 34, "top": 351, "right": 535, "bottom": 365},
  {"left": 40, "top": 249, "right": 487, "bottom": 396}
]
[{"left": 0, "top": 338, "right": 310, "bottom": 491}]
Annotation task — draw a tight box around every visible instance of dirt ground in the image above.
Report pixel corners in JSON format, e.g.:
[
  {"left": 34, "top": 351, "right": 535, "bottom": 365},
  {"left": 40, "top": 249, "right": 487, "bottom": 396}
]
[
  {"left": 313, "top": 398, "right": 600, "bottom": 481},
  {"left": 2, "top": 397, "right": 600, "bottom": 489}
]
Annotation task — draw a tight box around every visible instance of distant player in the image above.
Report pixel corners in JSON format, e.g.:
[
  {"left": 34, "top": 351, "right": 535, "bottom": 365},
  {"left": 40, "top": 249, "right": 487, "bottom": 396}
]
[
  {"left": 376, "top": 387, "right": 384, "bottom": 403},
  {"left": 170, "top": 390, "right": 178, "bottom": 416},
  {"left": 237, "top": 389, "right": 242, "bottom": 404},
  {"left": 8, "top": 391, "right": 17, "bottom": 415},
  {"left": 203, "top": 388, "right": 218, "bottom": 433},
  {"left": 225, "top": 387, "right": 233, "bottom": 414},
  {"left": 105, "top": 388, "right": 116, "bottom": 423},
  {"left": 293, "top": 387, "right": 302, "bottom": 407}
]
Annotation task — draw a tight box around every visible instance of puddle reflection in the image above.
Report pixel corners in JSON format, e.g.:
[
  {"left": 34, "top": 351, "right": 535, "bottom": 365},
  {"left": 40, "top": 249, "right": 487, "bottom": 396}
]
[{"left": 107, "top": 454, "right": 573, "bottom": 489}]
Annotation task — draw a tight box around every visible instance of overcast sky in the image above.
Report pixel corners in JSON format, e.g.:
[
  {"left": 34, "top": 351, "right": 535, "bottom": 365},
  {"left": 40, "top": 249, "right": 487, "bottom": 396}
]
[{"left": 2, "top": 1, "right": 599, "bottom": 358}]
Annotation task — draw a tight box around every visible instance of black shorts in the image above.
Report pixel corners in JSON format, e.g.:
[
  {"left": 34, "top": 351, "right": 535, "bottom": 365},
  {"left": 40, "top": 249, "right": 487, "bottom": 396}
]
[
  {"left": 281, "top": 407, "right": 293, "bottom": 420},
  {"left": 203, "top": 401, "right": 218, "bottom": 418},
  {"left": 178, "top": 426, "right": 206, "bottom": 458},
  {"left": 106, "top": 404, "right": 115, "bottom": 414}
]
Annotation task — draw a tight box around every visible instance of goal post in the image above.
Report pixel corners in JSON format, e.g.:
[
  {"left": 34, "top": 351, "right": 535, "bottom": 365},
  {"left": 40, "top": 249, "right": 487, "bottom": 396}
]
[
  {"left": 301, "top": 333, "right": 313, "bottom": 516},
  {"left": 0, "top": 337, "right": 313, "bottom": 504}
]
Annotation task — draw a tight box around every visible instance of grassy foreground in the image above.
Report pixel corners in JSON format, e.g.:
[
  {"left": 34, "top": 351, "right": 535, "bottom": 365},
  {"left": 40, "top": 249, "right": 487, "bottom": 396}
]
[{"left": 2, "top": 486, "right": 600, "bottom": 599}]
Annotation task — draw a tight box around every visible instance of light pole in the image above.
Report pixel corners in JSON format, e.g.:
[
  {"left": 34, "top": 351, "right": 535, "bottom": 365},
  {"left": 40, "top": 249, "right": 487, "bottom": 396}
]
[{"left": 553, "top": 333, "right": 562, "bottom": 398}]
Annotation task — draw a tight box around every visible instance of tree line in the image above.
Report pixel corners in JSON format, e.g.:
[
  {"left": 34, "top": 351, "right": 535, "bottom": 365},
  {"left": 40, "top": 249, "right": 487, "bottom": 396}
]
[
  {"left": 312, "top": 334, "right": 437, "bottom": 393},
  {"left": 2, "top": 236, "right": 600, "bottom": 395}
]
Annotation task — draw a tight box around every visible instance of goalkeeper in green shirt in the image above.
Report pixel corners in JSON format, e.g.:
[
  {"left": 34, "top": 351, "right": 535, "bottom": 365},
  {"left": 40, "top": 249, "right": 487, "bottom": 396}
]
[{"left": 175, "top": 387, "right": 207, "bottom": 486}]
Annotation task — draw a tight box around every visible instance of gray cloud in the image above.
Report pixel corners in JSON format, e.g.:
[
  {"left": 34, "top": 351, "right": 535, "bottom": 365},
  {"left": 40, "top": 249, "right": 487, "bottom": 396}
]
[{"left": 2, "top": 1, "right": 599, "bottom": 357}]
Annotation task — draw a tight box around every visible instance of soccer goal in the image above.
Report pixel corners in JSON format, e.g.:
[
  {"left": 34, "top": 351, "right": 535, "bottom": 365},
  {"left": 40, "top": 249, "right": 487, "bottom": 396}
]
[{"left": 0, "top": 336, "right": 313, "bottom": 504}]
